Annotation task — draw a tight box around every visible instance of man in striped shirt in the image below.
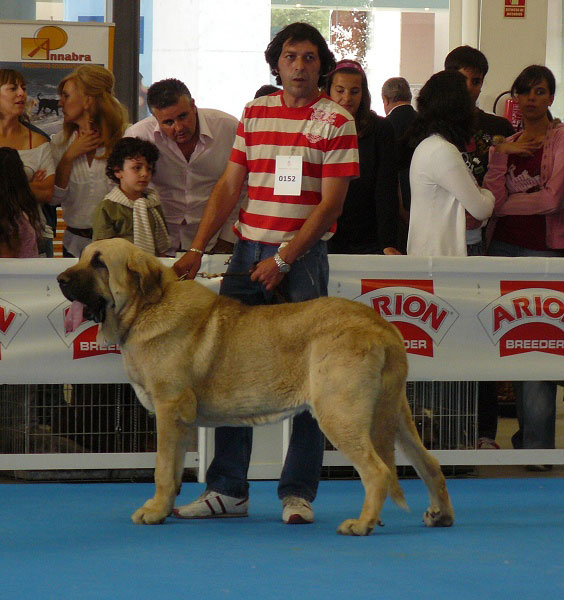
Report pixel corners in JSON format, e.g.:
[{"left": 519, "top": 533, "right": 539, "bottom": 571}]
[{"left": 173, "top": 23, "right": 359, "bottom": 525}]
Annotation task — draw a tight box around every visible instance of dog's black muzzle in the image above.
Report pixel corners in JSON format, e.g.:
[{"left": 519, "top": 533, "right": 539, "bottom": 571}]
[{"left": 57, "top": 271, "right": 106, "bottom": 324}]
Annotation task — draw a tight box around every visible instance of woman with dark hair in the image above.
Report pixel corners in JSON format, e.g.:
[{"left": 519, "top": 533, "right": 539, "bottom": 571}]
[
  {"left": 0, "top": 147, "right": 41, "bottom": 257},
  {"left": 326, "top": 59, "right": 399, "bottom": 253},
  {"left": 484, "top": 65, "right": 564, "bottom": 457},
  {"left": 484, "top": 65, "right": 562, "bottom": 254},
  {"left": 407, "top": 70, "right": 494, "bottom": 255},
  {"left": 0, "top": 69, "right": 55, "bottom": 255},
  {"left": 0, "top": 69, "right": 55, "bottom": 204}
]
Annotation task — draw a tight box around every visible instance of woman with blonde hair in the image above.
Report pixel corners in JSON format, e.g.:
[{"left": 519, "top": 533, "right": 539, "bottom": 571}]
[{"left": 51, "top": 65, "right": 128, "bottom": 257}]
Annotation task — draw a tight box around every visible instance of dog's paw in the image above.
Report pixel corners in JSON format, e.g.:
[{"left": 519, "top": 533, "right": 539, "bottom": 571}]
[
  {"left": 131, "top": 502, "right": 170, "bottom": 525},
  {"left": 423, "top": 506, "right": 454, "bottom": 527},
  {"left": 337, "top": 518, "right": 375, "bottom": 536}
]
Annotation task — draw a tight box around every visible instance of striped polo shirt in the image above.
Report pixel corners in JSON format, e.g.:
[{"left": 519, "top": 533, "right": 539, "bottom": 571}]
[{"left": 230, "top": 90, "right": 359, "bottom": 244}]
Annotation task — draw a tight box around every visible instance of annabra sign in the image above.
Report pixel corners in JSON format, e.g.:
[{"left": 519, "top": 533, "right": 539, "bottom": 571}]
[{"left": 49, "top": 52, "right": 92, "bottom": 62}]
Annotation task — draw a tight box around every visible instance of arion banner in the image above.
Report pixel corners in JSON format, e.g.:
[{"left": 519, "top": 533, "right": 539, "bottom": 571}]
[
  {"left": 1, "top": 255, "right": 563, "bottom": 383},
  {"left": 0, "top": 20, "right": 113, "bottom": 136}
]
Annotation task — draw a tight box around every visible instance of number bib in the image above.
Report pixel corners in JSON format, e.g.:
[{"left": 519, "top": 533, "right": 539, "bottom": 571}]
[{"left": 274, "top": 155, "right": 302, "bottom": 196}]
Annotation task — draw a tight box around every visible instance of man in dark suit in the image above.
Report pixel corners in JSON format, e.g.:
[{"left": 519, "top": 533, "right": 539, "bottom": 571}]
[
  {"left": 382, "top": 77, "right": 416, "bottom": 136},
  {"left": 382, "top": 77, "right": 416, "bottom": 250}
]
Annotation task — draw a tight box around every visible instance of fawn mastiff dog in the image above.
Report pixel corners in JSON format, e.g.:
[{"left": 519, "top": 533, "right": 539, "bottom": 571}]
[{"left": 57, "top": 238, "right": 454, "bottom": 535}]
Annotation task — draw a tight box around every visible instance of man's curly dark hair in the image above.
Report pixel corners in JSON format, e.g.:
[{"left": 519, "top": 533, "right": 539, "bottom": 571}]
[
  {"left": 265, "top": 22, "right": 336, "bottom": 88},
  {"left": 106, "top": 137, "right": 160, "bottom": 184}
]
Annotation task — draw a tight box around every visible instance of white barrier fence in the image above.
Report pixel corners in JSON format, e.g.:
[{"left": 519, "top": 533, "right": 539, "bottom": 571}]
[{"left": 1, "top": 255, "right": 563, "bottom": 475}]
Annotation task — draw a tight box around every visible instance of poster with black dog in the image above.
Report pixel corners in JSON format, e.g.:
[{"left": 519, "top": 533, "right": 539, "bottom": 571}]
[{"left": 0, "top": 20, "right": 113, "bottom": 136}]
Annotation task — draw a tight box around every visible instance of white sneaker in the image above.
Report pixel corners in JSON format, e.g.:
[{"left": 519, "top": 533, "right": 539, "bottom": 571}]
[
  {"left": 282, "top": 496, "right": 314, "bottom": 524},
  {"left": 172, "top": 490, "right": 249, "bottom": 519}
]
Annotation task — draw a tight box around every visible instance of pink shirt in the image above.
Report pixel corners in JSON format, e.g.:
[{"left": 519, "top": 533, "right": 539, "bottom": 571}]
[
  {"left": 16, "top": 214, "right": 39, "bottom": 258},
  {"left": 484, "top": 123, "right": 564, "bottom": 249}
]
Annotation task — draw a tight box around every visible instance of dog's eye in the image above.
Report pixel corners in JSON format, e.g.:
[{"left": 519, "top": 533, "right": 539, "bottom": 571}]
[{"left": 90, "top": 252, "right": 107, "bottom": 270}]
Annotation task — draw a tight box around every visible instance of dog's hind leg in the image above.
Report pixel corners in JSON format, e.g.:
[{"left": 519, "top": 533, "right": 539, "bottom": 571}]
[
  {"left": 369, "top": 364, "right": 409, "bottom": 512},
  {"left": 395, "top": 393, "right": 454, "bottom": 527},
  {"left": 132, "top": 389, "right": 196, "bottom": 525},
  {"left": 370, "top": 413, "right": 408, "bottom": 513},
  {"left": 316, "top": 401, "right": 391, "bottom": 536}
]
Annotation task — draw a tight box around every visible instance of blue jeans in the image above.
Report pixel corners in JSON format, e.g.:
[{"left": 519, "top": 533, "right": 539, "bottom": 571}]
[
  {"left": 488, "top": 240, "right": 561, "bottom": 448},
  {"left": 206, "top": 239, "right": 328, "bottom": 501}
]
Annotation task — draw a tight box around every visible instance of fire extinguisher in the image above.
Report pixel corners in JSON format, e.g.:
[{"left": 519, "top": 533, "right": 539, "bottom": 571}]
[{"left": 493, "top": 91, "right": 522, "bottom": 130}]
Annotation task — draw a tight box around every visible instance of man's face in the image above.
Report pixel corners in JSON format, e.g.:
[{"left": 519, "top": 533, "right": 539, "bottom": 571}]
[
  {"left": 152, "top": 95, "right": 198, "bottom": 145},
  {"left": 277, "top": 39, "right": 321, "bottom": 104},
  {"left": 458, "top": 67, "right": 483, "bottom": 105}
]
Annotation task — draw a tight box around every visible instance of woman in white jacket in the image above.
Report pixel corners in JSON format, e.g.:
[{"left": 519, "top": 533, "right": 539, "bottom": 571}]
[{"left": 407, "top": 70, "right": 494, "bottom": 256}]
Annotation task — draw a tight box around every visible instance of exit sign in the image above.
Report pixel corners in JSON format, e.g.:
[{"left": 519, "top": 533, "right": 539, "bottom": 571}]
[{"left": 505, "top": 0, "right": 526, "bottom": 18}]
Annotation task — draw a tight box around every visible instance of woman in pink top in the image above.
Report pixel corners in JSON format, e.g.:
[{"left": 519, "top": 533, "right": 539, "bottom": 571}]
[
  {"left": 484, "top": 65, "right": 564, "bottom": 459},
  {"left": 0, "top": 147, "right": 41, "bottom": 257}
]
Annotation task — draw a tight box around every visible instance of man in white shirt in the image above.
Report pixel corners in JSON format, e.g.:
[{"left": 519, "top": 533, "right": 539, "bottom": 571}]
[{"left": 124, "top": 78, "right": 244, "bottom": 254}]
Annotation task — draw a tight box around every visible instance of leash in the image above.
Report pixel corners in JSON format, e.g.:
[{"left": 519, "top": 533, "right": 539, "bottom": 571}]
[
  {"left": 177, "top": 261, "right": 257, "bottom": 281},
  {"left": 178, "top": 261, "right": 288, "bottom": 303}
]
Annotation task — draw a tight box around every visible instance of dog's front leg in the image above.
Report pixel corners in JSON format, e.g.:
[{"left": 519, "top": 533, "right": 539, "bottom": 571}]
[{"left": 132, "top": 389, "right": 197, "bottom": 525}]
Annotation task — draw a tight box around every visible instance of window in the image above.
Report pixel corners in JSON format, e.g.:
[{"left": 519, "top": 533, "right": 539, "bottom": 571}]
[
  {"left": 141, "top": 1, "right": 449, "bottom": 118},
  {"left": 35, "top": 1, "right": 107, "bottom": 22}
]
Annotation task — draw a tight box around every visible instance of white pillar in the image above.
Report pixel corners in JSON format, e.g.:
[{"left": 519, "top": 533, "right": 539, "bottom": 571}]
[
  {"left": 462, "top": 0, "right": 480, "bottom": 47},
  {"left": 449, "top": 0, "right": 463, "bottom": 50}
]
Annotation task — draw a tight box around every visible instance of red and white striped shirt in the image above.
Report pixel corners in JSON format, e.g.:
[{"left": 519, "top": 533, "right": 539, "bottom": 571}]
[{"left": 230, "top": 90, "right": 359, "bottom": 244}]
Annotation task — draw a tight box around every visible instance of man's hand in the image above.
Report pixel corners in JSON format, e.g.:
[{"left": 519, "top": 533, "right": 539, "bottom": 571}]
[
  {"left": 173, "top": 250, "right": 202, "bottom": 279},
  {"left": 250, "top": 256, "right": 284, "bottom": 291}
]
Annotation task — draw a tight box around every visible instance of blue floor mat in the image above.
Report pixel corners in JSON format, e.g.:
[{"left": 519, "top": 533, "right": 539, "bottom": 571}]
[{"left": 2, "top": 478, "right": 563, "bottom": 599}]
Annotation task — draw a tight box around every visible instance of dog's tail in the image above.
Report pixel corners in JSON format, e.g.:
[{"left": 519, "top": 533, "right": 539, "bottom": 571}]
[
  {"left": 372, "top": 339, "right": 409, "bottom": 512},
  {"left": 388, "top": 467, "right": 408, "bottom": 511},
  {"left": 395, "top": 389, "right": 439, "bottom": 496}
]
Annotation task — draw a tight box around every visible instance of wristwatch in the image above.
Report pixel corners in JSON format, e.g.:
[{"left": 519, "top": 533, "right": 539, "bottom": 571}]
[{"left": 274, "top": 252, "right": 291, "bottom": 274}]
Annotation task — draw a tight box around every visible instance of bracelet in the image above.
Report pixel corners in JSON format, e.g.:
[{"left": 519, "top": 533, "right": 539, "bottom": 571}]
[{"left": 189, "top": 247, "right": 205, "bottom": 255}]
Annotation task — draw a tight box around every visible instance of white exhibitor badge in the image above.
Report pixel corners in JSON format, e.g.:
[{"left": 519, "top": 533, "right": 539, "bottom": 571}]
[{"left": 274, "top": 155, "right": 302, "bottom": 196}]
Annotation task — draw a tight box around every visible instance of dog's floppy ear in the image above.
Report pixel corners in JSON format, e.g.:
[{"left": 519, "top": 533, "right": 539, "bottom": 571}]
[
  {"left": 126, "top": 251, "right": 164, "bottom": 305},
  {"left": 105, "top": 251, "right": 133, "bottom": 315}
]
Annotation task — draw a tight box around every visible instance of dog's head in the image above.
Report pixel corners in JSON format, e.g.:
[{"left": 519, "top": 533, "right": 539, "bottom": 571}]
[{"left": 57, "top": 239, "right": 171, "bottom": 341}]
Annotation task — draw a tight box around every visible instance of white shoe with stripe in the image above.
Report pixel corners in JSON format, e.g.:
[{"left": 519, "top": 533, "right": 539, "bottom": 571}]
[{"left": 172, "top": 490, "right": 249, "bottom": 519}]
